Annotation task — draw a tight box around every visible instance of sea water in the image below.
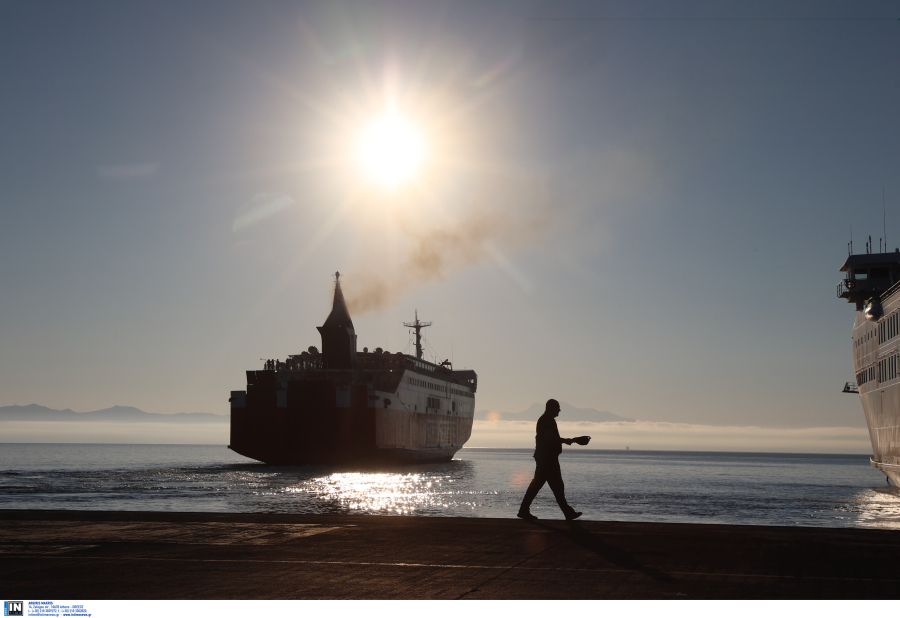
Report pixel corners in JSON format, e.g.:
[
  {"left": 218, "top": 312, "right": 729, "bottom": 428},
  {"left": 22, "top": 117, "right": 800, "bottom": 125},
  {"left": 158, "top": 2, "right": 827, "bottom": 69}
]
[{"left": 1, "top": 444, "right": 898, "bottom": 529}]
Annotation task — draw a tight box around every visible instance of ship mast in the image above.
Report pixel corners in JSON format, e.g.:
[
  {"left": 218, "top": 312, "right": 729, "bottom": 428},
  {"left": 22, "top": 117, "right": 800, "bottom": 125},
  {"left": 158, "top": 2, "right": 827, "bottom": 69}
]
[{"left": 403, "top": 310, "right": 432, "bottom": 360}]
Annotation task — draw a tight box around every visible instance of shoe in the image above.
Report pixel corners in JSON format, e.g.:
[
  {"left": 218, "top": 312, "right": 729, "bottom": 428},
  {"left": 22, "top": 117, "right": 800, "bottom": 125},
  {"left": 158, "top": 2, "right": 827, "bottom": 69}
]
[
  {"left": 565, "top": 511, "right": 582, "bottom": 521},
  {"left": 517, "top": 511, "right": 538, "bottom": 521}
]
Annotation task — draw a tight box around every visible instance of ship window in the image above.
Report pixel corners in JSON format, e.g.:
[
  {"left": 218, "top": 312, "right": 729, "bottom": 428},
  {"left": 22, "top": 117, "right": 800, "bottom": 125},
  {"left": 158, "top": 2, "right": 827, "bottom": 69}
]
[
  {"left": 854, "top": 269, "right": 868, "bottom": 280},
  {"left": 871, "top": 267, "right": 890, "bottom": 278}
]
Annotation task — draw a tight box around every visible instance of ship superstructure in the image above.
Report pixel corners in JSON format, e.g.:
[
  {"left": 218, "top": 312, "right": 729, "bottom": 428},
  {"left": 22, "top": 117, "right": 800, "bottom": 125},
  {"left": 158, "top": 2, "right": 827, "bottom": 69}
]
[
  {"left": 229, "top": 273, "right": 477, "bottom": 465},
  {"left": 838, "top": 248, "right": 900, "bottom": 485}
]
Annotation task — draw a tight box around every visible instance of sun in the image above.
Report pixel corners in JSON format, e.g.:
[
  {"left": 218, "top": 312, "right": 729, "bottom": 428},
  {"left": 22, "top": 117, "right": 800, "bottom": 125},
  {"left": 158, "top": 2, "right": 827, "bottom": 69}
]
[{"left": 356, "top": 115, "right": 426, "bottom": 188}]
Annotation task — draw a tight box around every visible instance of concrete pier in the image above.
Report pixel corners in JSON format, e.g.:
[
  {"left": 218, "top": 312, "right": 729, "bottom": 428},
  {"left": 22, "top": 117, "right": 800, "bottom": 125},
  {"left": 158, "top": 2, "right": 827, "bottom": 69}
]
[{"left": 1, "top": 510, "right": 898, "bottom": 599}]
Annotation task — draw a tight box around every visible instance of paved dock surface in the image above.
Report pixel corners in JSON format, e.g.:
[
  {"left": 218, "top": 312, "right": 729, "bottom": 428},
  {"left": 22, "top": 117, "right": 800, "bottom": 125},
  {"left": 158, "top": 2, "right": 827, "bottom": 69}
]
[{"left": 1, "top": 510, "right": 898, "bottom": 599}]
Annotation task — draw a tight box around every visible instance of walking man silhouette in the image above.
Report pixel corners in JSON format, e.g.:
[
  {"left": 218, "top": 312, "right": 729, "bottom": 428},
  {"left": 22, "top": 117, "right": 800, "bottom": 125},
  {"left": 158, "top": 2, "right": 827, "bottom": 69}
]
[{"left": 517, "top": 399, "right": 590, "bottom": 521}]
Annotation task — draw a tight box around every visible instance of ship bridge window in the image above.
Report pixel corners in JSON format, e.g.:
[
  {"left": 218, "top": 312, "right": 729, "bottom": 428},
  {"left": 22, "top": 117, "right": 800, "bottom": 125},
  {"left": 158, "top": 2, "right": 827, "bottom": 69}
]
[
  {"left": 871, "top": 267, "right": 890, "bottom": 278},
  {"left": 853, "top": 269, "right": 868, "bottom": 280}
]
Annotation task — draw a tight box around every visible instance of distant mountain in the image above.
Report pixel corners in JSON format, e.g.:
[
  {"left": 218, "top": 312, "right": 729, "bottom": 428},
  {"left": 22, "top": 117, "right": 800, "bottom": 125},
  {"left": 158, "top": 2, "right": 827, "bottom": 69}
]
[
  {"left": 0, "top": 404, "right": 228, "bottom": 423},
  {"left": 475, "top": 402, "right": 634, "bottom": 423}
]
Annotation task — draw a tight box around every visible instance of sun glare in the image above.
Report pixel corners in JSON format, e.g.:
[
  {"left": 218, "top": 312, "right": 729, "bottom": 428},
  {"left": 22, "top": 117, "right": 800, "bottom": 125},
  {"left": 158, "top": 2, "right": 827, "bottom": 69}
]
[{"left": 356, "top": 115, "right": 425, "bottom": 188}]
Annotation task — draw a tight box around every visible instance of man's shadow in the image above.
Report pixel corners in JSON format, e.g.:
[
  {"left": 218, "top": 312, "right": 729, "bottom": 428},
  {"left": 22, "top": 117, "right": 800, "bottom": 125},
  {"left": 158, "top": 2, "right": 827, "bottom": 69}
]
[{"left": 531, "top": 520, "right": 676, "bottom": 584}]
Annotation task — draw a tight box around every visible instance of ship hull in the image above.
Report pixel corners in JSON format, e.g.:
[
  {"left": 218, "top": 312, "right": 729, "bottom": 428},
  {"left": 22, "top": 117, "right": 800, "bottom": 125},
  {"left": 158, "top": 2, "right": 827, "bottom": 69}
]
[
  {"left": 851, "top": 298, "right": 900, "bottom": 486},
  {"left": 870, "top": 458, "right": 900, "bottom": 486},
  {"left": 229, "top": 377, "right": 474, "bottom": 466}
]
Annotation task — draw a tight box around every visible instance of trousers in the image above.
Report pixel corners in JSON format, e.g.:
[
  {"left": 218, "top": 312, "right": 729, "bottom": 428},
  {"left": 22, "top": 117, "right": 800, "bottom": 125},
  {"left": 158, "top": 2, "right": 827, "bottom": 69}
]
[{"left": 519, "top": 456, "right": 573, "bottom": 515}]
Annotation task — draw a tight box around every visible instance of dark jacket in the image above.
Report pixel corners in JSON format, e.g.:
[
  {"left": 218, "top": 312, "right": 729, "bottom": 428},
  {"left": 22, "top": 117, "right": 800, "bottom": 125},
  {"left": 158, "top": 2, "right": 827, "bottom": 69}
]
[{"left": 534, "top": 413, "right": 562, "bottom": 460}]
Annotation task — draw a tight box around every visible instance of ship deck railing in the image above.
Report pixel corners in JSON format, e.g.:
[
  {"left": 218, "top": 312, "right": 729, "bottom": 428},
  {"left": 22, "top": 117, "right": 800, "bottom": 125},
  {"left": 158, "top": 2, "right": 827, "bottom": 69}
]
[
  {"left": 263, "top": 351, "right": 476, "bottom": 391},
  {"left": 837, "top": 279, "right": 852, "bottom": 298},
  {"left": 880, "top": 278, "right": 900, "bottom": 301},
  {"left": 837, "top": 277, "right": 900, "bottom": 302}
]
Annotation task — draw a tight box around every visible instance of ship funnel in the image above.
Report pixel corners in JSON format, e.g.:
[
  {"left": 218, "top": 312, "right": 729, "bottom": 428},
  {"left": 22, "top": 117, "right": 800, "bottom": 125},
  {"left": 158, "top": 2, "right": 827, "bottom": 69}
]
[{"left": 317, "top": 272, "right": 358, "bottom": 369}]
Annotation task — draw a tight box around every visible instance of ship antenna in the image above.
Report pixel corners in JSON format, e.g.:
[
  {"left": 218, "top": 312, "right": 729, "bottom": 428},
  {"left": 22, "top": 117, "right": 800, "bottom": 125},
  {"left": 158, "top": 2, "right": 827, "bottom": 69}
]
[
  {"left": 884, "top": 186, "right": 887, "bottom": 251},
  {"left": 851, "top": 224, "right": 853, "bottom": 254},
  {"left": 403, "top": 310, "right": 432, "bottom": 360}
]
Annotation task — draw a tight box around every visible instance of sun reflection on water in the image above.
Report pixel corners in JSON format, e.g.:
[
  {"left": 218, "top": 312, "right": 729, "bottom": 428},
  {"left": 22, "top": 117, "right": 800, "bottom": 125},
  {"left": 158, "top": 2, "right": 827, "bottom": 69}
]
[
  {"left": 287, "top": 472, "right": 450, "bottom": 514},
  {"left": 233, "top": 460, "right": 490, "bottom": 516},
  {"left": 851, "top": 487, "right": 900, "bottom": 529}
]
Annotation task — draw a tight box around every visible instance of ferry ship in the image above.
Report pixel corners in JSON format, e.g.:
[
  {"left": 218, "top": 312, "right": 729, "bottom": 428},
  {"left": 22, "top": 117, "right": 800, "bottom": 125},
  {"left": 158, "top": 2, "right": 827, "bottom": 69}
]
[
  {"left": 228, "top": 273, "right": 477, "bottom": 465},
  {"left": 838, "top": 244, "right": 900, "bottom": 485}
]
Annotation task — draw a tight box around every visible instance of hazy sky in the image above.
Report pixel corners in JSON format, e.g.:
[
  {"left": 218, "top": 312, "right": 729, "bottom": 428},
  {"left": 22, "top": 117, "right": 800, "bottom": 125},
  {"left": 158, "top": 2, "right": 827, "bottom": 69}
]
[{"left": 2, "top": 0, "right": 899, "bottom": 431}]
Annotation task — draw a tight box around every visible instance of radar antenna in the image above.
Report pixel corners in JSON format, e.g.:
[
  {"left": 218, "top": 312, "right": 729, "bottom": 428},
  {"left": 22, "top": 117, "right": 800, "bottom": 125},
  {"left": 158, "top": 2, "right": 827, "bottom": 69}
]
[{"left": 403, "top": 310, "right": 432, "bottom": 360}]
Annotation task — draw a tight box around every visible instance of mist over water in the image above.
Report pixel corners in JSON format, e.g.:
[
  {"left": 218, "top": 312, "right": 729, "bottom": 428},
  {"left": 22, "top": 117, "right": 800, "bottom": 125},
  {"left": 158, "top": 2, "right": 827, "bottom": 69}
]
[{"left": 1, "top": 445, "right": 898, "bottom": 529}]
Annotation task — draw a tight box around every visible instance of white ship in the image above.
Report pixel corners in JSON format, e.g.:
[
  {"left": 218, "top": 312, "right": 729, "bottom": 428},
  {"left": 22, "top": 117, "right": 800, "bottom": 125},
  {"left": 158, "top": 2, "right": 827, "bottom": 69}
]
[{"left": 838, "top": 244, "right": 900, "bottom": 485}]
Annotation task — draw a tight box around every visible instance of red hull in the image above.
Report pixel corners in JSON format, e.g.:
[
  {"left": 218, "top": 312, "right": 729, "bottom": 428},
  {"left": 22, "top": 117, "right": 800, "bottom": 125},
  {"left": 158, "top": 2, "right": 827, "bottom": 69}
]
[{"left": 229, "top": 378, "right": 470, "bottom": 465}]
